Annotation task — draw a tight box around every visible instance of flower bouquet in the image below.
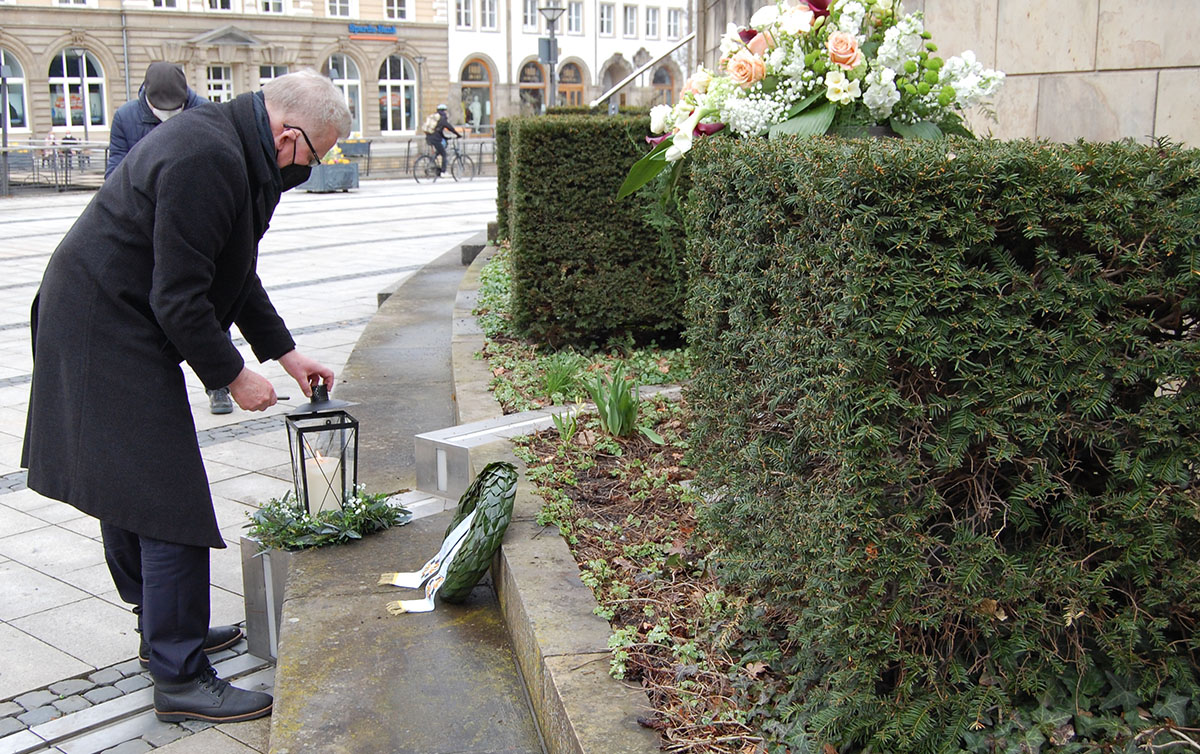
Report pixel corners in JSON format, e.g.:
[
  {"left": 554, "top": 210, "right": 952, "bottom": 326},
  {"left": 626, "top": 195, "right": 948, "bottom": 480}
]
[{"left": 617, "top": 0, "right": 1004, "bottom": 198}]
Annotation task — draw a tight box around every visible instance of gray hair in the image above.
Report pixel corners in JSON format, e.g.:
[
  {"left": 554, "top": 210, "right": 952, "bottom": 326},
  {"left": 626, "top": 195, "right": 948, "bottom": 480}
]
[{"left": 262, "top": 69, "right": 352, "bottom": 140}]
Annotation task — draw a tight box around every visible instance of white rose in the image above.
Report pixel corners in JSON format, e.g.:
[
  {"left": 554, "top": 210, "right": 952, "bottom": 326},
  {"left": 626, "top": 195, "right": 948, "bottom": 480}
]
[
  {"left": 650, "top": 104, "right": 673, "bottom": 133},
  {"left": 779, "top": 5, "right": 814, "bottom": 35},
  {"left": 749, "top": 3, "right": 780, "bottom": 28}
]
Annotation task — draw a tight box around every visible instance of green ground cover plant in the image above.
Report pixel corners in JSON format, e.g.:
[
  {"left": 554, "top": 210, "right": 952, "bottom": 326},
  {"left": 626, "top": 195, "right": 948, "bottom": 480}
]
[{"left": 474, "top": 245, "right": 691, "bottom": 413}]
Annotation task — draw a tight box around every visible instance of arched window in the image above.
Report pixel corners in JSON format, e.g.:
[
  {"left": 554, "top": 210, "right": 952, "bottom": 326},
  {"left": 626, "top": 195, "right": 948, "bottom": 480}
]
[
  {"left": 324, "top": 54, "right": 362, "bottom": 134},
  {"left": 558, "top": 63, "right": 583, "bottom": 107},
  {"left": 517, "top": 61, "right": 543, "bottom": 116},
  {"left": 377, "top": 55, "right": 417, "bottom": 132},
  {"left": 651, "top": 66, "right": 675, "bottom": 107},
  {"left": 459, "top": 59, "right": 492, "bottom": 131},
  {"left": 48, "top": 48, "right": 106, "bottom": 129},
  {"left": 1, "top": 49, "right": 29, "bottom": 130}
]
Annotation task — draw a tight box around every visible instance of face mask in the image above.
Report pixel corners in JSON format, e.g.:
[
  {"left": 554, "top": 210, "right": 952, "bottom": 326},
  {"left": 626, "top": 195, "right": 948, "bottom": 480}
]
[
  {"left": 149, "top": 104, "right": 184, "bottom": 122},
  {"left": 279, "top": 164, "right": 312, "bottom": 191}
]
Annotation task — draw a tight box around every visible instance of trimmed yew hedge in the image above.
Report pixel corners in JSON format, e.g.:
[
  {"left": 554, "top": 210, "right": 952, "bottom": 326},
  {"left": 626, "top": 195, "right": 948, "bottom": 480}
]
[
  {"left": 684, "top": 135, "right": 1200, "bottom": 751},
  {"left": 500, "top": 114, "right": 686, "bottom": 347}
]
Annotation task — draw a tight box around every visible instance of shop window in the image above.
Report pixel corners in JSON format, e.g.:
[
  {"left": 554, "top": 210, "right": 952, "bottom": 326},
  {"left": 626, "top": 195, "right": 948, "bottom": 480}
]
[
  {"left": 518, "top": 61, "right": 544, "bottom": 115},
  {"left": 325, "top": 54, "right": 362, "bottom": 134},
  {"left": 558, "top": 62, "right": 583, "bottom": 107},
  {"left": 2, "top": 50, "right": 28, "bottom": 130},
  {"left": 378, "top": 55, "right": 416, "bottom": 132},
  {"left": 47, "top": 48, "right": 106, "bottom": 129},
  {"left": 459, "top": 59, "right": 492, "bottom": 132}
]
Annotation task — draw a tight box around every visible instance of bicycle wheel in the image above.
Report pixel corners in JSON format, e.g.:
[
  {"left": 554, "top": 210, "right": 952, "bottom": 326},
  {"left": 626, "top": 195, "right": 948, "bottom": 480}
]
[
  {"left": 413, "top": 155, "right": 440, "bottom": 184},
  {"left": 450, "top": 154, "right": 476, "bottom": 182}
]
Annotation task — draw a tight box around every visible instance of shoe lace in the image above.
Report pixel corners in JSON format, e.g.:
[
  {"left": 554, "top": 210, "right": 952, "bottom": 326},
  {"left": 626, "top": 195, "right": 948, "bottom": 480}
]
[{"left": 197, "top": 667, "right": 231, "bottom": 697}]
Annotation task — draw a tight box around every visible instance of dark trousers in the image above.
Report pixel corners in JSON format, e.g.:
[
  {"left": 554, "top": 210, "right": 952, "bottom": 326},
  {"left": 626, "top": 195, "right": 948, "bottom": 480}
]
[
  {"left": 427, "top": 135, "right": 447, "bottom": 170},
  {"left": 101, "top": 522, "right": 211, "bottom": 682}
]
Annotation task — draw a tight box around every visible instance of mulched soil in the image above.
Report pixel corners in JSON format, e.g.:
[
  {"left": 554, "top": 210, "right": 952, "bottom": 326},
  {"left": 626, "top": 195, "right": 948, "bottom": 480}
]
[{"left": 521, "top": 405, "right": 768, "bottom": 754}]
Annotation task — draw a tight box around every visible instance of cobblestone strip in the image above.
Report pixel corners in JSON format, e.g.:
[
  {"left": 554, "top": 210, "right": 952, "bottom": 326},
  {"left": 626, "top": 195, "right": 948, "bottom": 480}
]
[{"left": 0, "top": 628, "right": 253, "bottom": 752}]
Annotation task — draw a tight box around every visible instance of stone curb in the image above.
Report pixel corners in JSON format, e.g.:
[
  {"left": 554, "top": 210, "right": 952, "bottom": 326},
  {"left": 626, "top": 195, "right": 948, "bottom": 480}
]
[{"left": 450, "top": 248, "right": 660, "bottom": 754}]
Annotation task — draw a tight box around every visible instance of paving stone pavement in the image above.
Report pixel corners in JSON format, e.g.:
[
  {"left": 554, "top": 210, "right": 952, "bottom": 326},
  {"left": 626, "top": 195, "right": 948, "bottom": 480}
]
[{"left": 0, "top": 177, "right": 497, "bottom": 753}]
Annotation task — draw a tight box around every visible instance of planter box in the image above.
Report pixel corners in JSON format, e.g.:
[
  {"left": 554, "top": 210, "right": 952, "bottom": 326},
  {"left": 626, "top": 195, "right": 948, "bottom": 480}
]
[
  {"left": 240, "top": 536, "right": 293, "bottom": 659},
  {"left": 298, "top": 162, "right": 359, "bottom": 193}
]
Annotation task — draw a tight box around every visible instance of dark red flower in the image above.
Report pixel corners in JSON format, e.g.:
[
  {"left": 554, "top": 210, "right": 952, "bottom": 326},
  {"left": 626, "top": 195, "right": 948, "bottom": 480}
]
[
  {"left": 804, "top": 0, "right": 831, "bottom": 18},
  {"left": 694, "top": 122, "right": 727, "bottom": 136},
  {"left": 646, "top": 133, "right": 671, "bottom": 146},
  {"left": 738, "top": 28, "right": 759, "bottom": 44}
]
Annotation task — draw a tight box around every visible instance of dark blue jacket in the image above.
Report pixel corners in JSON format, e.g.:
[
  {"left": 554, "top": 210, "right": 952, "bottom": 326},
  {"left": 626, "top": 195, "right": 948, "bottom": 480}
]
[{"left": 105, "top": 85, "right": 208, "bottom": 178}]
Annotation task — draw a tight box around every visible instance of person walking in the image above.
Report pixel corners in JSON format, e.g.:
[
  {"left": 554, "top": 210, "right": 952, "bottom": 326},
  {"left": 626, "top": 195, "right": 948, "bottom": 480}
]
[
  {"left": 106, "top": 63, "right": 238, "bottom": 415},
  {"left": 423, "top": 103, "right": 460, "bottom": 174},
  {"left": 22, "top": 70, "right": 351, "bottom": 724},
  {"left": 106, "top": 62, "right": 207, "bottom": 178}
]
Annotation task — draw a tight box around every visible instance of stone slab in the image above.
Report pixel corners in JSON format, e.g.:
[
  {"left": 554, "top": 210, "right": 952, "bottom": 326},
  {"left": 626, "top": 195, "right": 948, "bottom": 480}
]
[
  {"left": 923, "top": 0, "right": 998, "bottom": 68},
  {"left": 270, "top": 512, "right": 541, "bottom": 754},
  {"left": 997, "top": 0, "right": 1098, "bottom": 74},
  {"left": 1097, "top": 0, "right": 1200, "bottom": 69},
  {"left": 1036, "top": 71, "right": 1158, "bottom": 143},
  {"left": 1155, "top": 68, "right": 1200, "bottom": 147}
]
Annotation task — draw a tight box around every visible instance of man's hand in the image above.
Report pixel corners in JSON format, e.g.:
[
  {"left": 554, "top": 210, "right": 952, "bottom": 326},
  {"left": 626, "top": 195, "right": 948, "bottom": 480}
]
[
  {"left": 278, "top": 350, "right": 335, "bottom": 398},
  {"left": 228, "top": 367, "right": 277, "bottom": 411}
]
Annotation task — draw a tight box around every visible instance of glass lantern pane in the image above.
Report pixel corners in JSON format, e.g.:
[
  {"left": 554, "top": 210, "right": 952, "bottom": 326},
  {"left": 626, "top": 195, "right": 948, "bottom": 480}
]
[{"left": 286, "top": 412, "right": 358, "bottom": 514}]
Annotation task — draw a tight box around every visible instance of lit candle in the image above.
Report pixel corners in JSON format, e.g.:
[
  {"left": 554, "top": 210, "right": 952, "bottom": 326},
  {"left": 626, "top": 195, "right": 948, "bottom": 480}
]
[{"left": 305, "top": 452, "right": 342, "bottom": 514}]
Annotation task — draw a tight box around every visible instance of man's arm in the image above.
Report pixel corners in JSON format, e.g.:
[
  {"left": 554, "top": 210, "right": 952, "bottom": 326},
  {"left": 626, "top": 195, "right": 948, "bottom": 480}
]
[{"left": 105, "top": 110, "right": 133, "bottom": 178}]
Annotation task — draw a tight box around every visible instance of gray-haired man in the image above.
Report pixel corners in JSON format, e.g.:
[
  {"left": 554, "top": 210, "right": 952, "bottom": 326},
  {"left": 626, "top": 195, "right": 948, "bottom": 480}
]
[{"left": 24, "top": 71, "right": 351, "bottom": 723}]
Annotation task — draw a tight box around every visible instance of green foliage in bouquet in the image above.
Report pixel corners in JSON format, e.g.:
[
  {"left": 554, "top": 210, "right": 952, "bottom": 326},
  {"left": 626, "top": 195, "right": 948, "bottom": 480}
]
[
  {"left": 619, "top": 0, "right": 1004, "bottom": 199},
  {"left": 683, "top": 135, "right": 1200, "bottom": 751}
]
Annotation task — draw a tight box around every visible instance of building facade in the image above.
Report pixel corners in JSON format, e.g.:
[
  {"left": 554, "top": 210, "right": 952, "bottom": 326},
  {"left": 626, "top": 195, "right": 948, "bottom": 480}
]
[
  {"left": 0, "top": 0, "right": 449, "bottom": 143},
  {"left": 446, "top": 0, "right": 691, "bottom": 131},
  {"left": 0, "top": 0, "right": 691, "bottom": 146}
]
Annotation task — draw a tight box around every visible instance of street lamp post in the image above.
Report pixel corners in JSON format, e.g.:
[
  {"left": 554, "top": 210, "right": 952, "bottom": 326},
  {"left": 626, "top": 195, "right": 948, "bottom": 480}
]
[{"left": 538, "top": 3, "right": 565, "bottom": 111}]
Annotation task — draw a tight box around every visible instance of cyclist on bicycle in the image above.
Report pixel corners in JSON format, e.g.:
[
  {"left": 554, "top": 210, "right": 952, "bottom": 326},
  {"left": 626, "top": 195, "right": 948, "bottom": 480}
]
[{"left": 423, "top": 104, "right": 461, "bottom": 174}]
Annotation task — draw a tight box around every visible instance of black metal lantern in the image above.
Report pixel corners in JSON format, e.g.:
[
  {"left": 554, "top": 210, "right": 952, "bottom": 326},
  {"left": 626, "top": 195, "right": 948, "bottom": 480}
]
[{"left": 285, "top": 384, "right": 359, "bottom": 515}]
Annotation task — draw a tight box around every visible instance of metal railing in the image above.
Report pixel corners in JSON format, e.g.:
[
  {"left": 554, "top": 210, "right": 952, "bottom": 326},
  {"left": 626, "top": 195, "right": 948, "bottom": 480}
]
[
  {"left": 589, "top": 31, "right": 695, "bottom": 110},
  {"left": 1, "top": 140, "right": 109, "bottom": 194}
]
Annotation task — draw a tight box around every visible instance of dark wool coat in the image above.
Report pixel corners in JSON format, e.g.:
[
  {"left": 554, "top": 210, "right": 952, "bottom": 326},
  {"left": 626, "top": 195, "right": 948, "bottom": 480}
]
[
  {"left": 22, "top": 93, "right": 295, "bottom": 549},
  {"left": 105, "top": 86, "right": 208, "bottom": 178}
]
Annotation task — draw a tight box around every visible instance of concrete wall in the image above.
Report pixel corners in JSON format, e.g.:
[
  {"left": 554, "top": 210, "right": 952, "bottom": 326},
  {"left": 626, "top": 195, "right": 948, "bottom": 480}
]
[{"left": 695, "top": 0, "right": 1200, "bottom": 146}]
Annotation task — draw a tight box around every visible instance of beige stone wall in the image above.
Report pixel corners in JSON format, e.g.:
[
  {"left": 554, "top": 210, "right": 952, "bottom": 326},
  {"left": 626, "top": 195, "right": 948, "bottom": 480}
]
[
  {"left": 694, "top": 0, "right": 1200, "bottom": 146},
  {"left": 909, "top": 0, "right": 1200, "bottom": 146}
]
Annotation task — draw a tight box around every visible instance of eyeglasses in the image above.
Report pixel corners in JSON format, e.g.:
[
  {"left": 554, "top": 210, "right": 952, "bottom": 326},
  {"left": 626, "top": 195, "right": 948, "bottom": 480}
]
[{"left": 283, "top": 122, "right": 322, "bottom": 167}]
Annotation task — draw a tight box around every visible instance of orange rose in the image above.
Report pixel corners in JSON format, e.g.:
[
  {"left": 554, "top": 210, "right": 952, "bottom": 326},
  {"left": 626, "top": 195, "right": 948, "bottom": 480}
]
[
  {"left": 746, "top": 29, "right": 776, "bottom": 57},
  {"left": 726, "top": 49, "right": 766, "bottom": 87},
  {"left": 826, "top": 31, "right": 863, "bottom": 69}
]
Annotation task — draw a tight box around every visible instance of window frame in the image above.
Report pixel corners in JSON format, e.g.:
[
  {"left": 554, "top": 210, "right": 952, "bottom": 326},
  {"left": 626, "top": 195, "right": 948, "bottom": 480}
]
[
  {"left": 385, "top": 0, "right": 407, "bottom": 19},
  {"left": 623, "top": 5, "right": 636, "bottom": 36},
  {"left": 666, "top": 7, "right": 682, "bottom": 38},
  {"left": 598, "top": 3, "right": 614, "bottom": 35},
  {"left": 566, "top": 0, "right": 582, "bottom": 33},
  {"left": 0, "top": 49, "right": 29, "bottom": 131},
  {"left": 206, "top": 65, "right": 235, "bottom": 103},
  {"left": 522, "top": 0, "right": 538, "bottom": 29},
  {"left": 455, "top": 0, "right": 473, "bottom": 28},
  {"left": 480, "top": 0, "right": 497, "bottom": 29},
  {"left": 645, "top": 6, "right": 659, "bottom": 38}
]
